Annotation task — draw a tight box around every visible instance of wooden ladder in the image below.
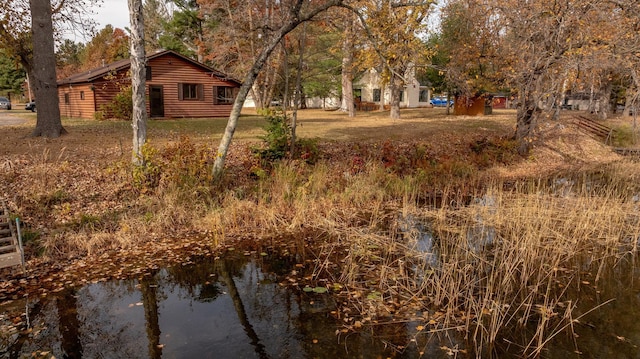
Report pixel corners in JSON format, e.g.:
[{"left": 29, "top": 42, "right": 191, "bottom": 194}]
[{"left": 0, "top": 200, "right": 25, "bottom": 272}]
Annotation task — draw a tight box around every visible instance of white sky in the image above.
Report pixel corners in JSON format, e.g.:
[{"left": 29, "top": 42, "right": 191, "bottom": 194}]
[
  {"left": 93, "top": 0, "right": 131, "bottom": 30},
  {"left": 62, "top": 0, "right": 131, "bottom": 42}
]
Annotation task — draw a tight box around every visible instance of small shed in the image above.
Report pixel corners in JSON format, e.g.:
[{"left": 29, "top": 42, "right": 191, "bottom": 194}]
[
  {"left": 57, "top": 50, "right": 241, "bottom": 119},
  {"left": 454, "top": 95, "right": 488, "bottom": 116}
]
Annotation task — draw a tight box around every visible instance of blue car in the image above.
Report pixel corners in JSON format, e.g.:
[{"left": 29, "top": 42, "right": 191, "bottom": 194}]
[{"left": 430, "top": 97, "right": 453, "bottom": 107}]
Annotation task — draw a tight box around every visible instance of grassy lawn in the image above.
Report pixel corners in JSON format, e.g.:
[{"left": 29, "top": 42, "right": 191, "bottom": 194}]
[{"left": 0, "top": 107, "right": 518, "bottom": 161}]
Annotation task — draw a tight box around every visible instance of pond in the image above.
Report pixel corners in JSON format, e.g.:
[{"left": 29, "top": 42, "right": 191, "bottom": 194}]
[
  {"left": 0, "top": 251, "right": 465, "bottom": 358},
  {"left": 2, "top": 232, "right": 640, "bottom": 358}
]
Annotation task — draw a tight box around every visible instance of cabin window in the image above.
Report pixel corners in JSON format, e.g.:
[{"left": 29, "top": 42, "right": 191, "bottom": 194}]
[
  {"left": 80, "top": 91, "right": 85, "bottom": 100},
  {"left": 178, "top": 83, "right": 204, "bottom": 101},
  {"left": 399, "top": 90, "right": 404, "bottom": 102},
  {"left": 146, "top": 66, "right": 152, "bottom": 81},
  {"left": 64, "top": 93, "right": 70, "bottom": 105},
  {"left": 214, "top": 86, "right": 235, "bottom": 105},
  {"left": 373, "top": 89, "right": 381, "bottom": 102}
]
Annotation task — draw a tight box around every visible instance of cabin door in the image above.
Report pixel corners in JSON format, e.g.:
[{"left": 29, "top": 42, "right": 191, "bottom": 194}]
[{"left": 149, "top": 85, "right": 164, "bottom": 117}]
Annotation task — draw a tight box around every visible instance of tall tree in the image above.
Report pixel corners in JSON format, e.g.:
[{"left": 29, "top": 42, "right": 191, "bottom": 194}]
[
  {"left": 0, "top": 50, "right": 26, "bottom": 98},
  {"left": 128, "top": 0, "right": 147, "bottom": 165},
  {"left": 158, "top": 0, "right": 203, "bottom": 61},
  {"left": 79, "top": 25, "right": 130, "bottom": 70},
  {"left": 56, "top": 39, "right": 84, "bottom": 78},
  {"left": 494, "top": 0, "right": 603, "bottom": 154},
  {"left": 199, "top": 0, "right": 288, "bottom": 109},
  {"left": 339, "top": 12, "right": 356, "bottom": 116},
  {"left": 30, "top": 0, "right": 64, "bottom": 137},
  {"left": 211, "top": 0, "right": 345, "bottom": 178},
  {"left": 355, "top": 1, "right": 434, "bottom": 119},
  {"left": 1, "top": 0, "right": 96, "bottom": 136},
  {"left": 142, "top": 0, "right": 169, "bottom": 53}
]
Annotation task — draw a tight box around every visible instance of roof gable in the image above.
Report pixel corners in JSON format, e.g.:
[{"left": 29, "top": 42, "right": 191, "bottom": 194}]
[{"left": 58, "top": 50, "right": 240, "bottom": 86}]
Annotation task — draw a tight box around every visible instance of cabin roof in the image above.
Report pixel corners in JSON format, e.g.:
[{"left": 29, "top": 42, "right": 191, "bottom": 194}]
[{"left": 57, "top": 50, "right": 241, "bottom": 86}]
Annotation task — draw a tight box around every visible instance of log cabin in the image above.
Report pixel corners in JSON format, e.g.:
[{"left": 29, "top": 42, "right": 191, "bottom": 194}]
[{"left": 57, "top": 50, "right": 241, "bottom": 119}]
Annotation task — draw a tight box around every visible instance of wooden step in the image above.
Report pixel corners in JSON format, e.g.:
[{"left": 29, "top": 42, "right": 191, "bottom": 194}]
[
  {"left": 0, "top": 244, "right": 18, "bottom": 254},
  {"left": 0, "top": 252, "right": 22, "bottom": 268},
  {"left": 0, "top": 200, "right": 23, "bottom": 272},
  {"left": 0, "top": 236, "right": 15, "bottom": 245}
]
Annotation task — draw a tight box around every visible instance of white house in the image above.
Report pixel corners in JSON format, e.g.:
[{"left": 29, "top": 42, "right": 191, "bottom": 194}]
[{"left": 353, "top": 67, "right": 431, "bottom": 109}]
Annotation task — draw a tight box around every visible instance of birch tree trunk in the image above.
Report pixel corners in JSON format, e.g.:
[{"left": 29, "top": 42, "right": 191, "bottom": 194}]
[
  {"left": 129, "top": 0, "right": 148, "bottom": 165},
  {"left": 212, "top": 0, "right": 342, "bottom": 179},
  {"left": 29, "top": 0, "right": 65, "bottom": 138}
]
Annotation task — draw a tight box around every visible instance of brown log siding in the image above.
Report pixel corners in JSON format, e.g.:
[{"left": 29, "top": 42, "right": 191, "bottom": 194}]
[
  {"left": 58, "top": 83, "right": 96, "bottom": 119},
  {"left": 58, "top": 52, "right": 238, "bottom": 119},
  {"left": 146, "top": 54, "right": 235, "bottom": 118}
]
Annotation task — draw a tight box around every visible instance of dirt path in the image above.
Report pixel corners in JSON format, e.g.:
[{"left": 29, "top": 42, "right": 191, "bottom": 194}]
[{"left": 0, "top": 111, "right": 27, "bottom": 126}]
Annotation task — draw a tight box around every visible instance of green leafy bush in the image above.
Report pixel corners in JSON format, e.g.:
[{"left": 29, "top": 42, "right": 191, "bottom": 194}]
[
  {"left": 253, "top": 110, "right": 291, "bottom": 164},
  {"left": 132, "top": 144, "right": 162, "bottom": 192},
  {"left": 102, "top": 86, "right": 133, "bottom": 120}
]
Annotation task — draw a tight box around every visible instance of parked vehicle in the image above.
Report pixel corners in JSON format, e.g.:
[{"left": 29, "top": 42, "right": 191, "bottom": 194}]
[
  {"left": 0, "top": 97, "right": 11, "bottom": 110},
  {"left": 25, "top": 101, "right": 36, "bottom": 112},
  {"left": 430, "top": 97, "right": 453, "bottom": 107}
]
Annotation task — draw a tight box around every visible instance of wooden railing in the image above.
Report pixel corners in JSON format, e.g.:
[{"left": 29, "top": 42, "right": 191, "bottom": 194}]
[
  {"left": 0, "top": 200, "right": 25, "bottom": 272},
  {"left": 573, "top": 115, "right": 616, "bottom": 145}
]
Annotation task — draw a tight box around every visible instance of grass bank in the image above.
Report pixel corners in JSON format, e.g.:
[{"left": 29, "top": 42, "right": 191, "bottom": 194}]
[{"left": 0, "top": 108, "right": 637, "bottom": 355}]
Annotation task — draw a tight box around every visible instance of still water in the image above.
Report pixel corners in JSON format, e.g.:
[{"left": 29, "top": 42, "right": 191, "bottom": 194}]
[
  {"left": 0, "top": 252, "right": 462, "bottom": 358},
  {"left": 2, "top": 245, "right": 640, "bottom": 358}
]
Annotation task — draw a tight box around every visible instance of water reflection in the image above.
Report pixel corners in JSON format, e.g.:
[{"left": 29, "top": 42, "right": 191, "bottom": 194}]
[
  {"left": 4, "top": 247, "right": 639, "bottom": 357},
  {"left": 1, "top": 252, "right": 459, "bottom": 358}
]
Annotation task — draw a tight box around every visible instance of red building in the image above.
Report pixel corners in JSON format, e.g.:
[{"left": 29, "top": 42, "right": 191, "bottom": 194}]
[{"left": 57, "top": 50, "right": 241, "bottom": 119}]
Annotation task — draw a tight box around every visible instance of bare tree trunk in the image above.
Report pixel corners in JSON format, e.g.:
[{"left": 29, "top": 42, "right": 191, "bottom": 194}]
[
  {"left": 291, "top": 23, "right": 307, "bottom": 157},
  {"left": 516, "top": 93, "right": 539, "bottom": 155},
  {"left": 282, "top": 43, "right": 290, "bottom": 114},
  {"left": 29, "top": 0, "right": 65, "bottom": 138},
  {"left": 389, "top": 75, "right": 401, "bottom": 119},
  {"left": 340, "top": 15, "right": 355, "bottom": 117},
  {"left": 212, "top": 0, "right": 343, "bottom": 179},
  {"left": 129, "top": 0, "right": 148, "bottom": 165},
  {"left": 624, "top": 91, "right": 634, "bottom": 117},
  {"left": 141, "top": 275, "right": 162, "bottom": 359},
  {"left": 263, "top": 49, "right": 282, "bottom": 108},
  {"left": 598, "top": 81, "right": 612, "bottom": 121}
]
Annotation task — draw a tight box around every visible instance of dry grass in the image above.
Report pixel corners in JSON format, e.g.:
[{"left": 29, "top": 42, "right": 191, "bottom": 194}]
[
  {"left": 1, "top": 107, "right": 638, "bottom": 355},
  {"left": 299, "top": 167, "right": 640, "bottom": 356}
]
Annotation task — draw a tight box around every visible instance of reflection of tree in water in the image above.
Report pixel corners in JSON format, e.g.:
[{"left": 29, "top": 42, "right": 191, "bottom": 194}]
[
  {"left": 163, "top": 256, "right": 224, "bottom": 303},
  {"left": 216, "top": 259, "right": 269, "bottom": 359},
  {"left": 56, "top": 287, "right": 83, "bottom": 358},
  {"left": 1, "top": 248, "right": 445, "bottom": 358},
  {"left": 140, "top": 271, "right": 162, "bottom": 359}
]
